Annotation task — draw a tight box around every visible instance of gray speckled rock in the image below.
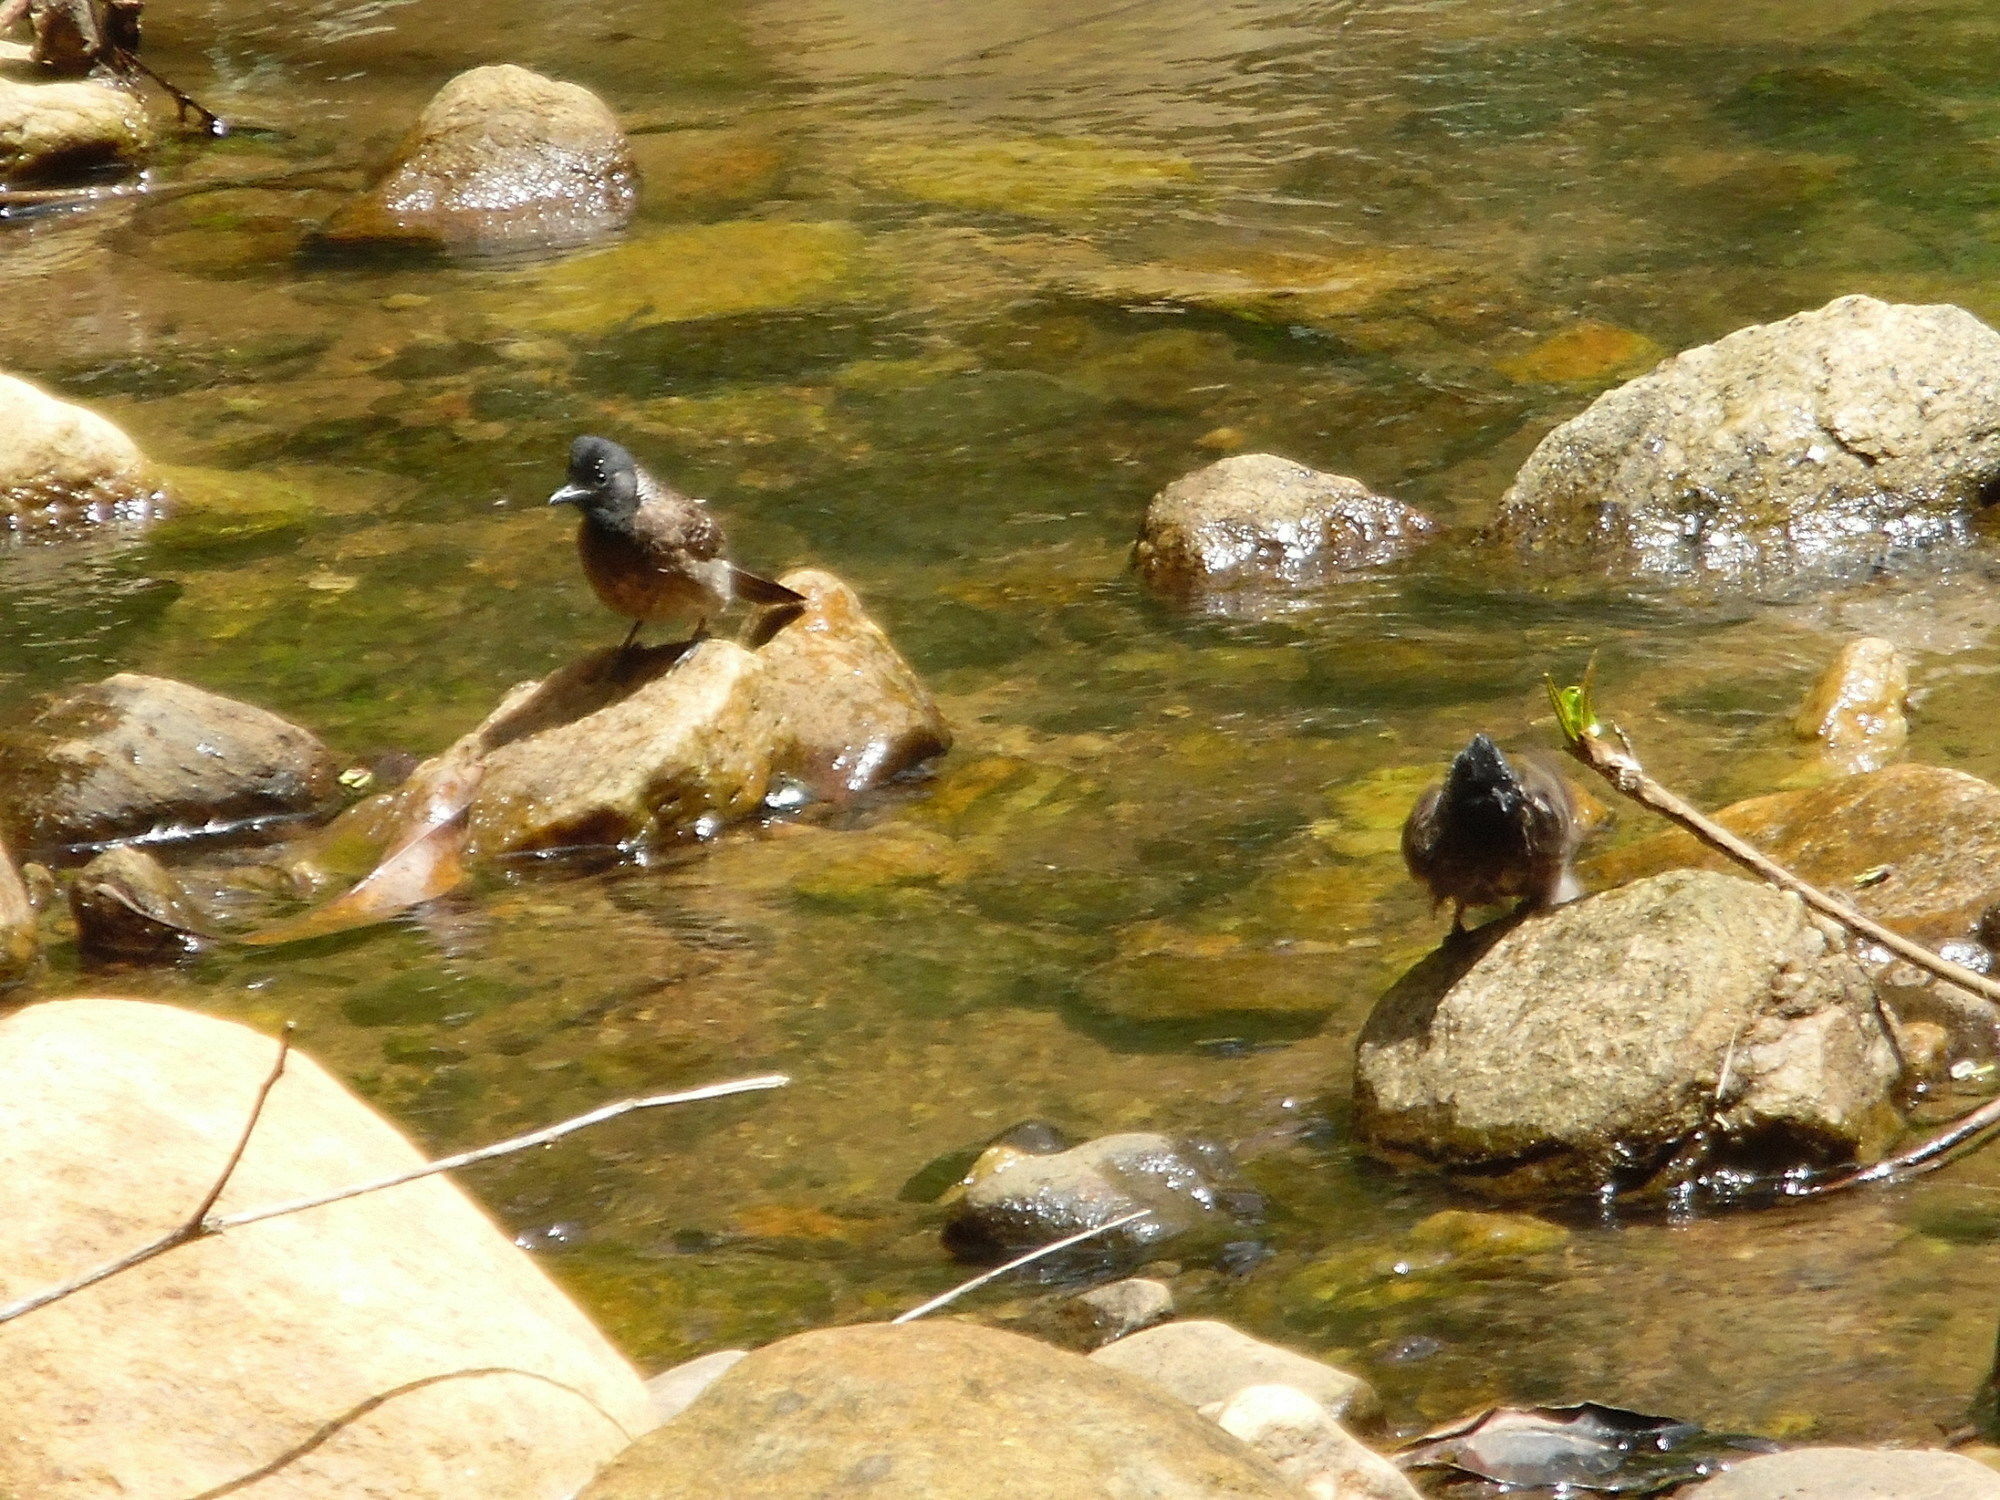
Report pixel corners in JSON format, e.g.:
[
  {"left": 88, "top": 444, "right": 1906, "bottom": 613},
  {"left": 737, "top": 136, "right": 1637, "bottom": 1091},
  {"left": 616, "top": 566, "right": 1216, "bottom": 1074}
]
[
  {"left": 1682, "top": 1447, "right": 2000, "bottom": 1499},
  {"left": 1134, "top": 453, "right": 1434, "bottom": 601},
  {"left": 1488, "top": 295, "right": 2000, "bottom": 584},
  {"left": 1355, "top": 869, "right": 1906, "bottom": 1197},
  {"left": 320, "top": 64, "right": 636, "bottom": 256}
]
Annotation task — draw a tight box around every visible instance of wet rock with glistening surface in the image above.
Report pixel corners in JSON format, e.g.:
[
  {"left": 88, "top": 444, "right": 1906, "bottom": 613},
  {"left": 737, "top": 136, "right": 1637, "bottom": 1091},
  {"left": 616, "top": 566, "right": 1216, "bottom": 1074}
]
[
  {"left": 0, "top": 673, "right": 339, "bottom": 856},
  {"left": 1488, "top": 295, "right": 2000, "bottom": 585},
  {"left": 319, "top": 64, "right": 637, "bottom": 256},
  {"left": 1135, "top": 453, "right": 1434, "bottom": 605}
]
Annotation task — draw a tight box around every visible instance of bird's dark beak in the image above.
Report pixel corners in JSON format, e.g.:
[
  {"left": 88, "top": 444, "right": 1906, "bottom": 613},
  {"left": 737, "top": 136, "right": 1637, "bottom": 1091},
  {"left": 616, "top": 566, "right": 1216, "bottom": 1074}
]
[{"left": 547, "top": 484, "right": 588, "bottom": 507}]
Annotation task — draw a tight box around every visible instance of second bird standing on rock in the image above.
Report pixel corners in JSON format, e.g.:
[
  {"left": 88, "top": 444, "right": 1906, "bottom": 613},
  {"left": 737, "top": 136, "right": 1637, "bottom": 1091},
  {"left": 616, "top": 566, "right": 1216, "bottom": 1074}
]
[
  {"left": 1402, "top": 733, "right": 1583, "bottom": 935},
  {"left": 548, "top": 435, "right": 803, "bottom": 651}
]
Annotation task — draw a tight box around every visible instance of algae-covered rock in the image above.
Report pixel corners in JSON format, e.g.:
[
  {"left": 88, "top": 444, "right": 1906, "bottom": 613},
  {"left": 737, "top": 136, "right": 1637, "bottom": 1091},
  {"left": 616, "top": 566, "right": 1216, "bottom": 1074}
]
[
  {"left": 0, "top": 77, "right": 151, "bottom": 184},
  {"left": 944, "top": 1131, "right": 1261, "bottom": 1262},
  {"left": 319, "top": 64, "right": 636, "bottom": 256},
  {"left": 1134, "top": 453, "right": 1435, "bottom": 603},
  {"left": 1076, "top": 926, "right": 1338, "bottom": 1030},
  {"left": 1793, "top": 636, "right": 1909, "bottom": 774},
  {"left": 858, "top": 135, "right": 1196, "bottom": 220},
  {"left": 1487, "top": 295, "right": 2000, "bottom": 584},
  {"left": 1355, "top": 869, "right": 1905, "bottom": 1197},
  {"left": 631, "top": 127, "right": 789, "bottom": 216},
  {"left": 578, "top": 1321, "right": 1303, "bottom": 1500},
  {"left": 0, "top": 371, "right": 160, "bottom": 525},
  {"left": 0, "top": 673, "right": 339, "bottom": 855},
  {"left": 1495, "top": 320, "right": 1664, "bottom": 386},
  {"left": 505, "top": 219, "right": 868, "bottom": 337}
]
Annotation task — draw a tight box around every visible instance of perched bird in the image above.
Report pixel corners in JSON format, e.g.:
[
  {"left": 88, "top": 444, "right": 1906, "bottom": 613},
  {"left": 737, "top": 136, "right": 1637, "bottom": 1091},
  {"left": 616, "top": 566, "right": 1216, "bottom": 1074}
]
[
  {"left": 1401, "top": 733, "right": 1583, "bottom": 934},
  {"left": 547, "top": 435, "right": 802, "bottom": 651}
]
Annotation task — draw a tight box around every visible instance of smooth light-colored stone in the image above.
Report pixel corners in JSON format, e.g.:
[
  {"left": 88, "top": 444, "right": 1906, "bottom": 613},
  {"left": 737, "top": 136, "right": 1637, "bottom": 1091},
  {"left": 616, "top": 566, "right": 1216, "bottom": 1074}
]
[
  {"left": 0, "top": 77, "right": 150, "bottom": 182},
  {"left": 1069, "top": 1277, "right": 1175, "bottom": 1344},
  {"left": 0, "top": 998, "right": 653, "bottom": 1500},
  {"left": 1209, "top": 1385, "right": 1420, "bottom": 1500},
  {"left": 1489, "top": 295, "right": 2000, "bottom": 583},
  {"left": 1355, "top": 869, "right": 1905, "bottom": 1197},
  {"left": 644, "top": 1349, "right": 747, "bottom": 1428},
  {"left": 1091, "top": 1320, "right": 1380, "bottom": 1429},
  {"left": 0, "top": 371, "right": 158, "bottom": 524},
  {"left": 321, "top": 64, "right": 635, "bottom": 255},
  {"left": 580, "top": 1320, "right": 1305, "bottom": 1499},
  {"left": 1682, "top": 1447, "right": 2000, "bottom": 1499},
  {"left": 0, "top": 673, "right": 338, "bottom": 854}
]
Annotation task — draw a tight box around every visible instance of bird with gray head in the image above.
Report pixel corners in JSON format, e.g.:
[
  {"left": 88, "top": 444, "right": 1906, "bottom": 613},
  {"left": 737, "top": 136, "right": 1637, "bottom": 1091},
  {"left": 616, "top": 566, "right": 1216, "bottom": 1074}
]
[
  {"left": 1401, "top": 732, "right": 1583, "bottom": 936},
  {"left": 547, "top": 435, "right": 803, "bottom": 653}
]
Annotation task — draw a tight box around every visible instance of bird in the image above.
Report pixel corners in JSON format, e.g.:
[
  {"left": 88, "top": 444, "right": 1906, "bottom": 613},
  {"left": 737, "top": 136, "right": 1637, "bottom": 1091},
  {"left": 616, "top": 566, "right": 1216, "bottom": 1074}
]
[
  {"left": 1401, "top": 733, "right": 1583, "bottom": 935},
  {"left": 546, "top": 435, "right": 803, "bottom": 653}
]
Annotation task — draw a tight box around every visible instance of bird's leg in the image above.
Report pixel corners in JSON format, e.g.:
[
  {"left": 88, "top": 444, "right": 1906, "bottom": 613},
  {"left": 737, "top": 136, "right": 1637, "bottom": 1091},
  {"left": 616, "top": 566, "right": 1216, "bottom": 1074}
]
[
  {"left": 618, "top": 619, "right": 643, "bottom": 655},
  {"left": 1450, "top": 903, "right": 1467, "bottom": 937},
  {"left": 691, "top": 616, "right": 711, "bottom": 643}
]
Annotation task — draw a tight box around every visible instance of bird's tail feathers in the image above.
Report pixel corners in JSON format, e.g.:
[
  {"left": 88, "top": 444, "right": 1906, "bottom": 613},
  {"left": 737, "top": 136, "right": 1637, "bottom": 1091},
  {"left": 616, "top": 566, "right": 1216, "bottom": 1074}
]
[{"left": 731, "top": 568, "right": 806, "bottom": 606}]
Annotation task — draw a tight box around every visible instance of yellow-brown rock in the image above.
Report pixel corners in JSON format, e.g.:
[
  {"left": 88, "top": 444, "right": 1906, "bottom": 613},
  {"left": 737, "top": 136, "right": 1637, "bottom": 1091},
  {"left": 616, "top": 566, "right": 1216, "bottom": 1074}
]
[
  {"left": 0, "top": 998, "right": 652, "bottom": 1499},
  {"left": 1792, "top": 636, "right": 1909, "bottom": 773}
]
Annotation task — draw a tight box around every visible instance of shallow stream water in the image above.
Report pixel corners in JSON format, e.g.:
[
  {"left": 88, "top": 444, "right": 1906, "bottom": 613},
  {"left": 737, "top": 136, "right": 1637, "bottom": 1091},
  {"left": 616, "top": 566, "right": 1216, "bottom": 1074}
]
[{"left": 12, "top": 0, "right": 2000, "bottom": 1447}]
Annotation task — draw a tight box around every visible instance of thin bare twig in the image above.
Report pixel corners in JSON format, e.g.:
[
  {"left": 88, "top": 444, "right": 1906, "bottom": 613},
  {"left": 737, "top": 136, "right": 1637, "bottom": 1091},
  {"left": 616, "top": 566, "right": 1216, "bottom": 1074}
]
[
  {"left": 211, "top": 1074, "right": 790, "bottom": 1234},
  {"left": 0, "top": 1025, "right": 294, "bottom": 1324},
  {"left": 0, "top": 1062, "right": 789, "bottom": 1326},
  {"left": 0, "top": 164, "right": 362, "bottom": 214},
  {"left": 891, "top": 1210, "right": 1150, "bottom": 1323}
]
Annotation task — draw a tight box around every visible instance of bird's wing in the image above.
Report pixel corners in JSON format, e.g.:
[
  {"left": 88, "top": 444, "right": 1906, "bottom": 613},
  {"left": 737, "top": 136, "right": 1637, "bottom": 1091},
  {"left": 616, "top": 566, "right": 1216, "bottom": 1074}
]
[{"left": 680, "top": 505, "right": 726, "bottom": 562}]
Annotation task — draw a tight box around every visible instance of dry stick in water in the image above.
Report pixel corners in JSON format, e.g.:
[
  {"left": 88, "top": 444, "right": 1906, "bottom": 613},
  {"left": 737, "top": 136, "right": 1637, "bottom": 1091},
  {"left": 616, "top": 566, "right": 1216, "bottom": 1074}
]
[
  {"left": 1551, "top": 699, "right": 2000, "bottom": 1193},
  {"left": 0, "top": 1048, "right": 790, "bottom": 1326},
  {"left": 891, "top": 1210, "right": 1151, "bottom": 1324}
]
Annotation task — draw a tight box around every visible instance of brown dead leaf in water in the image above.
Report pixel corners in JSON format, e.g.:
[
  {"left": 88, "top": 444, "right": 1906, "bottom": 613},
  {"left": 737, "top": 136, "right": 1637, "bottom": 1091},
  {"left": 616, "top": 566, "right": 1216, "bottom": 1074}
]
[{"left": 237, "top": 756, "right": 482, "bottom": 946}]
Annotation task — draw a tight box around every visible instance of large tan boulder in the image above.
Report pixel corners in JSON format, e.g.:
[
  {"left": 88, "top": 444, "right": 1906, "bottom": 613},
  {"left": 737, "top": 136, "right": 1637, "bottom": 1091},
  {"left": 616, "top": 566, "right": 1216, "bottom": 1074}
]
[
  {"left": 0, "top": 673, "right": 338, "bottom": 855},
  {"left": 320, "top": 64, "right": 637, "bottom": 256},
  {"left": 0, "top": 998, "right": 653, "bottom": 1499},
  {"left": 0, "top": 77, "right": 151, "bottom": 183},
  {"left": 0, "top": 372, "right": 159, "bottom": 525},
  {"left": 577, "top": 1320, "right": 1308, "bottom": 1499}
]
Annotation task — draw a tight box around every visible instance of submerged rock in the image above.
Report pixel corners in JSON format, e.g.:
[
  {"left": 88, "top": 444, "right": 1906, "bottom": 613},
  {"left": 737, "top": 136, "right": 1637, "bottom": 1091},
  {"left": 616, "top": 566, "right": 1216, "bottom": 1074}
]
[
  {"left": 1064, "top": 1277, "right": 1175, "bottom": 1346},
  {"left": 1488, "top": 295, "right": 2000, "bottom": 584},
  {"left": 0, "top": 673, "right": 339, "bottom": 855},
  {"left": 943, "top": 1131, "right": 1262, "bottom": 1262},
  {"left": 320, "top": 64, "right": 637, "bottom": 256},
  {"left": 578, "top": 1321, "right": 1304, "bottom": 1500},
  {"left": 0, "top": 835, "right": 35, "bottom": 985},
  {"left": 1355, "top": 869, "right": 1905, "bottom": 1197},
  {"left": 323, "top": 570, "right": 947, "bottom": 861},
  {"left": 1209, "top": 1385, "right": 1420, "bottom": 1500},
  {"left": 68, "top": 845, "right": 209, "bottom": 959},
  {"left": 0, "top": 78, "right": 151, "bottom": 184},
  {"left": 1134, "top": 453, "right": 1434, "bottom": 604},
  {"left": 0, "top": 998, "right": 652, "bottom": 1499},
  {"left": 0, "top": 371, "right": 160, "bottom": 526},
  {"left": 1792, "top": 636, "right": 1909, "bottom": 774},
  {"left": 1090, "top": 1320, "right": 1380, "bottom": 1430},
  {"left": 1681, "top": 1447, "right": 2000, "bottom": 1499}
]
